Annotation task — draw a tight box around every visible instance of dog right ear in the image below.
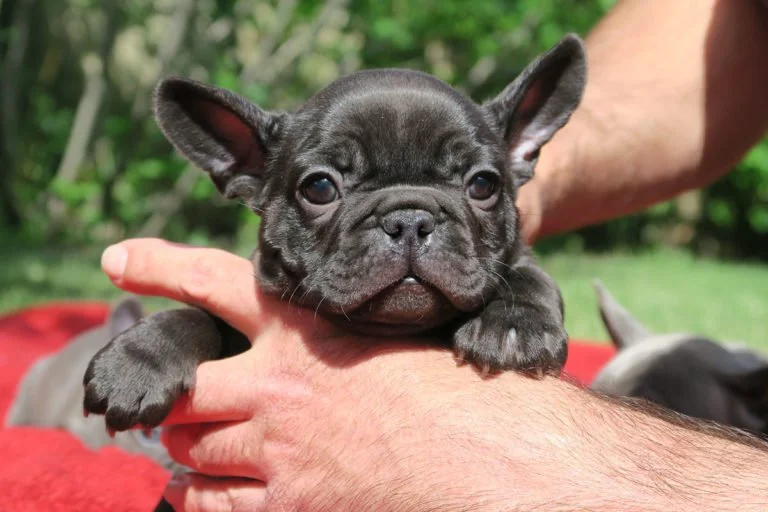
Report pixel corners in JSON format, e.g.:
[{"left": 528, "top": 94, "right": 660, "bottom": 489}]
[
  {"left": 483, "top": 34, "right": 586, "bottom": 188},
  {"left": 153, "top": 77, "right": 286, "bottom": 207}
]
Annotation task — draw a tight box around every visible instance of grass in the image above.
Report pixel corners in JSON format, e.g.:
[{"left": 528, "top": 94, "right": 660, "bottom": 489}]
[
  {"left": 541, "top": 249, "right": 768, "bottom": 349},
  {"left": 1, "top": 244, "right": 766, "bottom": 349}
]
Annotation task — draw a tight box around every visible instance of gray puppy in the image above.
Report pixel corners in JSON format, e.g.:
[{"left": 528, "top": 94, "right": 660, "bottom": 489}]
[
  {"left": 591, "top": 280, "right": 768, "bottom": 434},
  {"left": 83, "top": 35, "right": 586, "bottom": 433},
  {"left": 6, "top": 297, "right": 180, "bottom": 473}
]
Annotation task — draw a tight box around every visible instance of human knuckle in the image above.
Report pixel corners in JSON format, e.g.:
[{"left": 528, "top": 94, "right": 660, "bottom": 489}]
[
  {"left": 189, "top": 431, "right": 250, "bottom": 473},
  {"left": 165, "top": 427, "right": 195, "bottom": 465}
]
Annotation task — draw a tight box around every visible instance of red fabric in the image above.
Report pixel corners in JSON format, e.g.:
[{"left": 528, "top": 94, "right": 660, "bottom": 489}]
[
  {"left": 0, "top": 303, "right": 169, "bottom": 511},
  {"left": 0, "top": 303, "right": 614, "bottom": 511},
  {"left": 563, "top": 340, "right": 616, "bottom": 385}
]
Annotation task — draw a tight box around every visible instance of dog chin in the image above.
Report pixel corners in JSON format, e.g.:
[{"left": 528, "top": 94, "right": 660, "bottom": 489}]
[{"left": 325, "top": 277, "right": 460, "bottom": 336}]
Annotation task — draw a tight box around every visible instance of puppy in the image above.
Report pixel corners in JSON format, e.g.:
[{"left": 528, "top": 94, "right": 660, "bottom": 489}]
[
  {"left": 591, "top": 280, "right": 768, "bottom": 434},
  {"left": 6, "top": 297, "right": 180, "bottom": 473},
  {"left": 84, "top": 35, "right": 586, "bottom": 436}
]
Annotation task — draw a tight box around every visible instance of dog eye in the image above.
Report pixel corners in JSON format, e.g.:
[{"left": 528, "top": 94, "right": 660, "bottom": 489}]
[
  {"left": 467, "top": 172, "right": 499, "bottom": 200},
  {"left": 301, "top": 175, "right": 339, "bottom": 204}
]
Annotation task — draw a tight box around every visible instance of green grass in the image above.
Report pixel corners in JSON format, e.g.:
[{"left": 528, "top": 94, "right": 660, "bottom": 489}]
[
  {"left": 541, "top": 249, "right": 768, "bottom": 349},
  {"left": 1, "top": 245, "right": 766, "bottom": 349}
]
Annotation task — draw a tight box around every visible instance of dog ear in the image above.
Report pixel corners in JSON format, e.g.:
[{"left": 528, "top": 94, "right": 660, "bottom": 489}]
[
  {"left": 593, "top": 279, "right": 652, "bottom": 350},
  {"left": 107, "top": 296, "right": 144, "bottom": 339},
  {"left": 153, "top": 77, "right": 286, "bottom": 206},
  {"left": 484, "top": 34, "right": 586, "bottom": 187}
]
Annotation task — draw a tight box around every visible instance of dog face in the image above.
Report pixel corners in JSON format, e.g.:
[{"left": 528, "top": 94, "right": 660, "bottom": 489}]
[{"left": 153, "top": 35, "right": 585, "bottom": 335}]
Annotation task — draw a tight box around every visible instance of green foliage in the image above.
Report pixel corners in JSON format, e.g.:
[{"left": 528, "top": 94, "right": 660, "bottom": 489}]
[
  {"left": 0, "top": 0, "right": 765, "bottom": 262},
  {"left": 3, "top": 244, "right": 766, "bottom": 348}
]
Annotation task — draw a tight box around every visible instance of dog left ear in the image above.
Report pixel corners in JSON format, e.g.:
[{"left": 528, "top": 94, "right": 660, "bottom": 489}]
[
  {"left": 484, "top": 34, "right": 586, "bottom": 187},
  {"left": 107, "top": 296, "right": 144, "bottom": 339},
  {"left": 153, "top": 77, "right": 287, "bottom": 206}
]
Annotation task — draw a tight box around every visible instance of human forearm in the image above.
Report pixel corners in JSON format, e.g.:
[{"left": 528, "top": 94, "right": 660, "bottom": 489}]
[
  {"left": 520, "top": 0, "right": 768, "bottom": 242},
  {"left": 566, "top": 389, "right": 768, "bottom": 511},
  {"left": 457, "top": 376, "right": 768, "bottom": 512}
]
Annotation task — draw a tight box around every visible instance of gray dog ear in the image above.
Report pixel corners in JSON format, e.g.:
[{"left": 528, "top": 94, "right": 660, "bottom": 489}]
[
  {"left": 484, "top": 34, "right": 586, "bottom": 187},
  {"left": 593, "top": 279, "right": 651, "bottom": 350},
  {"left": 153, "top": 77, "right": 286, "bottom": 205},
  {"left": 108, "top": 296, "right": 144, "bottom": 339}
]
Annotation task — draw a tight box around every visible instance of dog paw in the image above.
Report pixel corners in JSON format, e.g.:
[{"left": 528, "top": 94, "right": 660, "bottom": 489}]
[
  {"left": 83, "top": 323, "right": 197, "bottom": 432},
  {"left": 453, "top": 306, "right": 567, "bottom": 374}
]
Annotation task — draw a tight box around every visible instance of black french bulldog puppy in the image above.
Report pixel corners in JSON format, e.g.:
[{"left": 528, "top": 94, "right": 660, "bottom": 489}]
[{"left": 84, "top": 35, "right": 586, "bottom": 435}]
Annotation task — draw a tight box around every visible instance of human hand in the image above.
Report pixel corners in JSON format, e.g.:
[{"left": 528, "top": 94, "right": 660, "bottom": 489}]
[
  {"left": 101, "top": 239, "right": 571, "bottom": 511},
  {"left": 101, "top": 239, "right": 768, "bottom": 512}
]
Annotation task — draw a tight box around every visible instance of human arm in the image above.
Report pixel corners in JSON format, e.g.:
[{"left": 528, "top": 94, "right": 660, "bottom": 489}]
[
  {"left": 102, "top": 240, "right": 768, "bottom": 511},
  {"left": 518, "top": 0, "right": 768, "bottom": 243}
]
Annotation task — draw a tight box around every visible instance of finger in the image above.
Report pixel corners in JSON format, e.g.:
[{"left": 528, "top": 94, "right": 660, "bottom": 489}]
[
  {"left": 164, "top": 473, "right": 267, "bottom": 512},
  {"left": 163, "top": 421, "right": 265, "bottom": 480},
  {"left": 163, "top": 355, "right": 262, "bottom": 426},
  {"left": 101, "top": 238, "right": 270, "bottom": 338}
]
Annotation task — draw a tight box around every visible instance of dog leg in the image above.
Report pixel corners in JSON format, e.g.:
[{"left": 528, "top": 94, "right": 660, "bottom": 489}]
[
  {"left": 83, "top": 308, "right": 250, "bottom": 431},
  {"left": 453, "top": 253, "right": 567, "bottom": 374}
]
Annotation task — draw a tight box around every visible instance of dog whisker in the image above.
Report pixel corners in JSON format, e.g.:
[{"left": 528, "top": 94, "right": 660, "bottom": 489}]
[
  {"left": 313, "top": 296, "right": 326, "bottom": 324},
  {"left": 477, "top": 257, "right": 517, "bottom": 274},
  {"left": 287, "top": 276, "right": 311, "bottom": 307},
  {"left": 485, "top": 268, "right": 514, "bottom": 295}
]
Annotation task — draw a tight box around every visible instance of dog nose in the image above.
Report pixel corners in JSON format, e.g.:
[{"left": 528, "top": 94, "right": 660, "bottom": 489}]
[{"left": 381, "top": 209, "right": 435, "bottom": 242}]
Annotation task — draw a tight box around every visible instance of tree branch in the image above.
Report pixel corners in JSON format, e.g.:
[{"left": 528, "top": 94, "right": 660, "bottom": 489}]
[
  {"left": 47, "top": 2, "right": 122, "bottom": 224},
  {"left": 104, "top": 0, "right": 197, "bottom": 223},
  {"left": 0, "top": 0, "right": 35, "bottom": 226},
  {"left": 135, "top": 166, "right": 199, "bottom": 239},
  {"left": 242, "top": 0, "right": 349, "bottom": 86}
]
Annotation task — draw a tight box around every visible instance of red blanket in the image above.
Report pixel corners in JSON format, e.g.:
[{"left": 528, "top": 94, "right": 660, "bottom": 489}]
[{"left": 0, "top": 303, "right": 614, "bottom": 511}]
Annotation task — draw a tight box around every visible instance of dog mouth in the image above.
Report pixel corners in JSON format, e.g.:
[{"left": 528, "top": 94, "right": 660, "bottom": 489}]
[{"left": 328, "top": 276, "right": 458, "bottom": 335}]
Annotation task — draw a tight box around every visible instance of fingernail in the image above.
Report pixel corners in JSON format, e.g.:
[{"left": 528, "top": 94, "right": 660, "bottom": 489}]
[{"left": 102, "top": 244, "right": 127, "bottom": 279}]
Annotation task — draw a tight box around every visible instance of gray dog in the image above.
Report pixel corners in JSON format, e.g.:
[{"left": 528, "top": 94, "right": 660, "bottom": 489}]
[
  {"left": 83, "top": 34, "right": 587, "bottom": 439},
  {"left": 591, "top": 280, "right": 768, "bottom": 435},
  {"left": 6, "top": 297, "right": 180, "bottom": 473}
]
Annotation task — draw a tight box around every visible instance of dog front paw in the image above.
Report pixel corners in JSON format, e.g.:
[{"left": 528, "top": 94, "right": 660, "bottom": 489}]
[
  {"left": 83, "top": 322, "right": 197, "bottom": 432},
  {"left": 453, "top": 304, "right": 567, "bottom": 375}
]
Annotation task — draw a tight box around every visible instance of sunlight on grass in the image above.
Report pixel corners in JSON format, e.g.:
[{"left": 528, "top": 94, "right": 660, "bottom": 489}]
[
  {"left": 1, "top": 246, "right": 766, "bottom": 349},
  {"left": 541, "top": 249, "right": 768, "bottom": 348}
]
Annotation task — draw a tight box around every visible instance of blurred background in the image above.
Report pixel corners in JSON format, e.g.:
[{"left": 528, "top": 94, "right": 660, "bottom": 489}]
[{"left": 0, "top": 0, "right": 766, "bottom": 346}]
